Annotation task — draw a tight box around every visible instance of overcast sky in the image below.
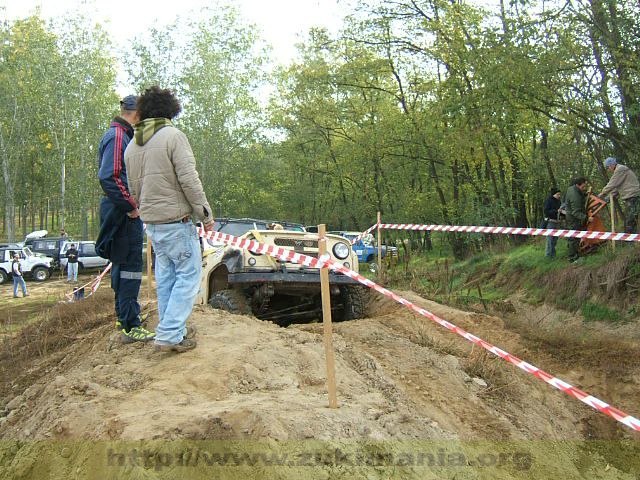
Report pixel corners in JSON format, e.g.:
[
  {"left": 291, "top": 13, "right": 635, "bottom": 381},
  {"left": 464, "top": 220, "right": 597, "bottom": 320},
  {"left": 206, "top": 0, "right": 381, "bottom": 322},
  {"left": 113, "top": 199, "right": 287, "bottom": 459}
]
[{"left": 3, "top": 0, "right": 348, "bottom": 93}]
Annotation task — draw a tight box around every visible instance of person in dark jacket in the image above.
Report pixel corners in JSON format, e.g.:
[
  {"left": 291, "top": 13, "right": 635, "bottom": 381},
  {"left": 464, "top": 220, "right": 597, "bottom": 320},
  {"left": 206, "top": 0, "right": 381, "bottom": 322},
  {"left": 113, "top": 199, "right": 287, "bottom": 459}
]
[
  {"left": 564, "top": 177, "right": 593, "bottom": 263},
  {"left": 65, "top": 243, "right": 79, "bottom": 283},
  {"left": 543, "top": 187, "right": 563, "bottom": 258},
  {"left": 97, "top": 95, "right": 154, "bottom": 344}
]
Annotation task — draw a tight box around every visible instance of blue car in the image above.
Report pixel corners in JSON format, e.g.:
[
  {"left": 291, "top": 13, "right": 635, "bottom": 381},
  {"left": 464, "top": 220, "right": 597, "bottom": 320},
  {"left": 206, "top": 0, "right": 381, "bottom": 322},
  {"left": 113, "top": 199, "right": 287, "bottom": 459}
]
[{"left": 329, "top": 231, "right": 398, "bottom": 270}]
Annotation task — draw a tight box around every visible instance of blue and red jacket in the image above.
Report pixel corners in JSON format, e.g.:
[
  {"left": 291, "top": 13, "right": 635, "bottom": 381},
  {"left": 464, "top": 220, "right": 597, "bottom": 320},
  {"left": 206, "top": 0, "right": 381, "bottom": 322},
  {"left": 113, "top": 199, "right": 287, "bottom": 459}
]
[{"left": 97, "top": 117, "right": 137, "bottom": 212}]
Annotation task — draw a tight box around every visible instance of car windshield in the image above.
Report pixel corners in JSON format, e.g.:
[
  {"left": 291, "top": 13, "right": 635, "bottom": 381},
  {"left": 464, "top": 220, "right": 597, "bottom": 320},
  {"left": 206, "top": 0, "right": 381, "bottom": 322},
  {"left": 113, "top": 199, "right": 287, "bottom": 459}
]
[
  {"left": 22, "top": 247, "right": 34, "bottom": 257},
  {"left": 214, "top": 221, "right": 269, "bottom": 237}
]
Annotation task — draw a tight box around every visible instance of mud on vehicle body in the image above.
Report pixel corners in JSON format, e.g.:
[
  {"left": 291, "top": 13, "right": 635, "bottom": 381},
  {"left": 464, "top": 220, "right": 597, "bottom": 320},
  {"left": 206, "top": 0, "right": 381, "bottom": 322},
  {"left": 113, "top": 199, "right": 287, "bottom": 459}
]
[{"left": 196, "top": 218, "right": 366, "bottom": 325}]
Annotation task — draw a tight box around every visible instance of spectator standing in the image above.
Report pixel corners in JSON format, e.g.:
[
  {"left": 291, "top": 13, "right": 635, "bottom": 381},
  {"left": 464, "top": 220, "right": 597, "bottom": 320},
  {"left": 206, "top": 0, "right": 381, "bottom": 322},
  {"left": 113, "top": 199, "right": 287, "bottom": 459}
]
[
  {"left": 125, "top": 86, "right": 214, "bottom": 353},
  {"left": 11, "top": 254, "right": 28, "bottom": 298},
  {"left": 66, "top": 243, "right": 79, "bottom": 283},
  {"left": 599, "top": 157, "right": 640, "bottom": 234},
  {"left": 96, "top": 95, "right": 155, "bottom": 344},
  {"left": 60, "top": 229, "right": 68, "bottom": 239},
  {"left": 565, "top": 177, "right": 593, "bottom": 263},
  {"left": 543, "top": 187, "right": 563, "bottom": 258}
]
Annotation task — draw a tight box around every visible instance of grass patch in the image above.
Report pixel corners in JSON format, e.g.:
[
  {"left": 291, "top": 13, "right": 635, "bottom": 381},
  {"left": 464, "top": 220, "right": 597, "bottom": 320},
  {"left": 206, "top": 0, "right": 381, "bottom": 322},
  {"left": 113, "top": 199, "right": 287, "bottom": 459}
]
[
  {"left": 384, "top": 236, "right": 640, "bottom": 319},
  {"left": 581, "top": 302, "right": 623, "bottom": 323}
]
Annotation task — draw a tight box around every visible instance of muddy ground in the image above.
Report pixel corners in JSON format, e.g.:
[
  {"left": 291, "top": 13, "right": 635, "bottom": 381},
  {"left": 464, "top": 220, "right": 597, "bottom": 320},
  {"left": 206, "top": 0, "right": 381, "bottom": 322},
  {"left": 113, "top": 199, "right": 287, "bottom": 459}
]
[{"left": 0, "top": 275, "right": 638, "bottom": 479}]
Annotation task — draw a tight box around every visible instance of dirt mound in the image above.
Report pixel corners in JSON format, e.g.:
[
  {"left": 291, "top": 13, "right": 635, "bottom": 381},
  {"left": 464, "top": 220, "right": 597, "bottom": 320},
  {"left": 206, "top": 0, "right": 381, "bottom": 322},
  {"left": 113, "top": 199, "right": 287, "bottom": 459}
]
[{"left": 0, "top": 291, "right": 638, "bottom": 479}]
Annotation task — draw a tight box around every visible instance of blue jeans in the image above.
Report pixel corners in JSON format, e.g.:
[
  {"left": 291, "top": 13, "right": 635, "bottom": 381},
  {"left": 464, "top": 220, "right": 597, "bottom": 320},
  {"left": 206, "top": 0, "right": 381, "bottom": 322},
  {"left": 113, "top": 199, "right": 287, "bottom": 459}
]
[
  {"left": 545, "top": 220, "right": 560, "bottom": 258},
  {"left": 67, "top": 262, "right": 78, "bottom": 281},
  {"left": 146, "top": 222, "right": 201, "bottom": 345},
  {"left": 13, "top": 275, "right": 27, "bottom": 297}
]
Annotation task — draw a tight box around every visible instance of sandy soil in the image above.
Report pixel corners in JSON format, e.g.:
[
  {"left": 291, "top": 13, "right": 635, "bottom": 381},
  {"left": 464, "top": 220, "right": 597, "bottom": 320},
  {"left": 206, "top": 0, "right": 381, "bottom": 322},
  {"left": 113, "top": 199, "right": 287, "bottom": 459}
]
[{"left": 0, "top": 285, "right": 638, "bottom": 479}]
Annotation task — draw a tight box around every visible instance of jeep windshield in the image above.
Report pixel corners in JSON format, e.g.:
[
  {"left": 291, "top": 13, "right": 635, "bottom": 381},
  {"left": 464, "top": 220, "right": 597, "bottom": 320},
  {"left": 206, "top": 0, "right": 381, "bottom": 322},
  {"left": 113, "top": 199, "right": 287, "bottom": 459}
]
[
  {"left": 213, "top": 219, "right": 305, "bottom": 237},
  {"left": 214, "top": 220, "right": 269, "bottom": 237}
]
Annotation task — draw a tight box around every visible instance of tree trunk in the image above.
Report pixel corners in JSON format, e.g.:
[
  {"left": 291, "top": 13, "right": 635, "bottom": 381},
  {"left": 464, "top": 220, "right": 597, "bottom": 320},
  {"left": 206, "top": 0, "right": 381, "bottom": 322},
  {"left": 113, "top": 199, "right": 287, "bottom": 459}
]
[{"left": 0, "top": 128, "right": 15, "bottom": 242}]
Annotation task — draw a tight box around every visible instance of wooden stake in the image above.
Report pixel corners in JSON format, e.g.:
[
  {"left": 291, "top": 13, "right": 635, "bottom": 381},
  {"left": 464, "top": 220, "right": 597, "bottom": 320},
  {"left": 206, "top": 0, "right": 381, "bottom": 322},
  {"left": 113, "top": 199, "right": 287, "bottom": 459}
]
[
  {"left": 377, "top": 211, "right": 382, "bottom": 280},
  {"left": 318, "top": 224, "right": 338, "bottom": 409},
  {"left": 146, "top": 235, "right": 153, "bottom": 302},
  {"left": 610, "top": 194, "right": 616, "bottom": 253}
]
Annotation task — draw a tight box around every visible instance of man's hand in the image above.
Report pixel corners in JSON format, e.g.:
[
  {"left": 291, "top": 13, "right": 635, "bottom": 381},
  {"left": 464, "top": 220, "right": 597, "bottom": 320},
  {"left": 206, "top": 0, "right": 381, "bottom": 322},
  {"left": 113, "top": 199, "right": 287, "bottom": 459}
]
[
  {"left": 587, "top": 216, "right": 594, "bottom": 223},
  {"left": 203, "top": 220, "right": 215, "bottom": 232},
  {"left": 127, "top": 208, "right": 140, "bottom": 219}
]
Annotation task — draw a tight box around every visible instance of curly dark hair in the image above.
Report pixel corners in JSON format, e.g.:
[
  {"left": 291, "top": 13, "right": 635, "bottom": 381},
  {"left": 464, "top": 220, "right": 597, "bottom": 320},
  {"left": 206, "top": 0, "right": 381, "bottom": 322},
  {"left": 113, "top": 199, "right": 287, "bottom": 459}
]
[{"left": 137, "top": 86, "right": 182, "bottom": 120}]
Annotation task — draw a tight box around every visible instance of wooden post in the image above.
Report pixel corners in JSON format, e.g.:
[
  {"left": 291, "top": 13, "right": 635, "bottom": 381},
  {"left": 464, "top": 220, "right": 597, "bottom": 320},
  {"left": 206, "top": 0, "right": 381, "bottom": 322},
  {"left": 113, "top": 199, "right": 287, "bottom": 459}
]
[
  {"left": 377, "top": 211, "right": 382, "bottom": 279},
  {"left": 318, "top": 224, "right": 338, "bottom": 409},
  {"left": 610, "top": 194, "right": 616, "bottom": 253},
  {"left": 146, "top": 235, "right": 153, "bottom": 302}
]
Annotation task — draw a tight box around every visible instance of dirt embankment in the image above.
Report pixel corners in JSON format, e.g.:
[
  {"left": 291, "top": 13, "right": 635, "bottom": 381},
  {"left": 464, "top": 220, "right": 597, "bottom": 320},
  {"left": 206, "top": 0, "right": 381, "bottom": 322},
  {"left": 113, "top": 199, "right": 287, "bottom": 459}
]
[{"left": 0, "top": 289, "right": 638, "bottom": 479}]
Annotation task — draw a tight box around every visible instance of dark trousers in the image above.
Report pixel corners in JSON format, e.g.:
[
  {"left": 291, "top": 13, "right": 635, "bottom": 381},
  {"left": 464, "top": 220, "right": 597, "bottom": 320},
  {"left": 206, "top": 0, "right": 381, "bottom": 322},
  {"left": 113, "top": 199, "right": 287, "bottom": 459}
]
[
  {"left": 624, "top": 197, "right": 639, "bottom": 234},
  {"left": 567, "top": 221, "right": 584, "bottom": 261},
  {"left": 100, "top": 201, "right": 143, "bottom": 332}
]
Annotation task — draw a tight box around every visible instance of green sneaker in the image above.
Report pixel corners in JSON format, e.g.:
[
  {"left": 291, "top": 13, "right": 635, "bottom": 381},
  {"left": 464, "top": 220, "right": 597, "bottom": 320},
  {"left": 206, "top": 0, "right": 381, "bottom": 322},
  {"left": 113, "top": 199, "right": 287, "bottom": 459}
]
[
  {"left": 120, "top": 326, "right": 156, "bottom": 344},
  {"left": 138, "top": 312, "right": 150, "bottom": 326}
]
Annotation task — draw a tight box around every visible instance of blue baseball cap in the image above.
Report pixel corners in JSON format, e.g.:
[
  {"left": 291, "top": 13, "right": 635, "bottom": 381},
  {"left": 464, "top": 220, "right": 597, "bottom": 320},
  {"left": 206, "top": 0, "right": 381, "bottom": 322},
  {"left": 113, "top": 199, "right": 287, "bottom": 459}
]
[
  {"left": 120, "top": 95, "right": 138, "bottom": 111},
  {"left": 604, "top": 157, "right": 617, "bottom": 168}
]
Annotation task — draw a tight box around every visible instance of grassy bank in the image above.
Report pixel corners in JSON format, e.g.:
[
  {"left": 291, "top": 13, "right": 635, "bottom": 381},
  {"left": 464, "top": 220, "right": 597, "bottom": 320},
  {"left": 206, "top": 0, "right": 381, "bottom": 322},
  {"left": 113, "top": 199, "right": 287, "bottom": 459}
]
[{"left": 384, "top": 234, "right": 640, "bottom": 324}]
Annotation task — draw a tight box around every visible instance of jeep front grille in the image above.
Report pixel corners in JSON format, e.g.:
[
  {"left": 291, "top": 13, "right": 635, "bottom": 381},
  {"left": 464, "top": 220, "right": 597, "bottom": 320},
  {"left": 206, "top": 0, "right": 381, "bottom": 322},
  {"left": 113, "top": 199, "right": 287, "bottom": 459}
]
[{"left": 274, "top": 238, "right": 318, "bottom": 249}]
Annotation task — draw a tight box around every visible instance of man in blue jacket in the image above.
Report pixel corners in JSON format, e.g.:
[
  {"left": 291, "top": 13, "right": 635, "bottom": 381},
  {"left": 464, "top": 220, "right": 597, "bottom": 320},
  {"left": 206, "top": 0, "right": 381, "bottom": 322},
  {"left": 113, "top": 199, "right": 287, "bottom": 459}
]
[{"left": 97, "top": 95, "right": 154, "bottom": 343}]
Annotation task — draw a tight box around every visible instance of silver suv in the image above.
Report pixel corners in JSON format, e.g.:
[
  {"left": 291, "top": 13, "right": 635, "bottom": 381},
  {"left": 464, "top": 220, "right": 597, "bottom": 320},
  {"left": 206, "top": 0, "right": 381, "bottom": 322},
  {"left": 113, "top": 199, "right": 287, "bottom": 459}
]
[{"left": 59, "top": 241, "right": 109, "bottom": 271}]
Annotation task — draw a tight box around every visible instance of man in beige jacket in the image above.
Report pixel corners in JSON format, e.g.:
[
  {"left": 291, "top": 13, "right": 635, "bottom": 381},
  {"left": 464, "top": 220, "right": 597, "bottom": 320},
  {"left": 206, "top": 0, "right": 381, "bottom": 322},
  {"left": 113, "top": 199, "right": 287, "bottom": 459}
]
[
  {"left": 600, "top": 157, "right": 640, "bottom": 234},
  {"left": 125, "top": 86, "right": 215, "bottom": 353}
]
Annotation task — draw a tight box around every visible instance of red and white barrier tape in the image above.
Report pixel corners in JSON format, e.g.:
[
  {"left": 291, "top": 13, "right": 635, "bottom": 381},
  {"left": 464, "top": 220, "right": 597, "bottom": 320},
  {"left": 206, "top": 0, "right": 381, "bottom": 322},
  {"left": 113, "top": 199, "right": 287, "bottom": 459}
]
[
  {"left": 198, "top": 227, "right": 640, "bottom": 432},
  {"left": 65, "top": 263, "right": 112, "bottom": 301},
  {"left": 377, "top": 223, "right": 640, "bottom": 242},
  {"left": 350, "top": 224, "right": 379, "bottom": 245}
]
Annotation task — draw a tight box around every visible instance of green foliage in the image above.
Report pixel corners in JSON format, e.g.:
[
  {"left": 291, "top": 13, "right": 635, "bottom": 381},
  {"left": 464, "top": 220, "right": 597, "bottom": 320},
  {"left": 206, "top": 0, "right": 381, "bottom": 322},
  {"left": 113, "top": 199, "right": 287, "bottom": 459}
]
[
  {"left": 2, "top": 0, "right": 640, "bottom": 251},
  {"left": 581, "top": 302, "right": 623, "bottom": 323}
]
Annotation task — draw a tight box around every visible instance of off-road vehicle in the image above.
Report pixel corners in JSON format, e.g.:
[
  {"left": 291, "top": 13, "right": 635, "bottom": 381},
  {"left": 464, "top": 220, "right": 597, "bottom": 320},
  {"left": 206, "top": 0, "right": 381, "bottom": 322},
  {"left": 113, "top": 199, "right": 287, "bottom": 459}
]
[
  {"left": 24, "top": 235, "right": 71, "bottom": 269},
  {"left": 0, "top": 244, "right": 53, "bottom": 284},
  {"left": 196, "top": 218, "right": 366, "bottom": 324}
]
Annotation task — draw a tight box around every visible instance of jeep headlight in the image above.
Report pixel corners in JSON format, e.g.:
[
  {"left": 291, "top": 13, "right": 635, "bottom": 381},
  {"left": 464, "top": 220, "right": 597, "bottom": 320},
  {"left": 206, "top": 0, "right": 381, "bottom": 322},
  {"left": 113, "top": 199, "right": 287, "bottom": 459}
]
[{"left": 332, "top": 242, "right": 350, "bottom": 260}]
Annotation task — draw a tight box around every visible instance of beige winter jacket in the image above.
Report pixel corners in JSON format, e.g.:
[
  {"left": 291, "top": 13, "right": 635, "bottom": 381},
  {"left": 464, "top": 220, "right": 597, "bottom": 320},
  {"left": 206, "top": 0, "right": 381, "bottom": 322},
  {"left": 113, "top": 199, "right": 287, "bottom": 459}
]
[
  {"left": 124, "top": 125, "right": 213, "bottom": 224},
  {"left": 601, "top": 164, "right": 640, "bottom": 200}
]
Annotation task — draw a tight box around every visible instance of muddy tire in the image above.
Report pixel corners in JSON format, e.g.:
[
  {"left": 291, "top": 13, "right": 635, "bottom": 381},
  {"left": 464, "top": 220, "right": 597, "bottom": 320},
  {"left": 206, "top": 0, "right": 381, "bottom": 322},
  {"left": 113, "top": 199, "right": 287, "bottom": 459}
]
[
  {"left": 32, "top": 266, "right": 50, "bottom": 282},
  {"left": 0, "top": 270, "right": 7, "bottom": 285},
  {"left": 209, "top": 289, "right": 252, "bottom": 315},
  {"left": 337, "top": 286, "right": 366, "bottom": 321}
]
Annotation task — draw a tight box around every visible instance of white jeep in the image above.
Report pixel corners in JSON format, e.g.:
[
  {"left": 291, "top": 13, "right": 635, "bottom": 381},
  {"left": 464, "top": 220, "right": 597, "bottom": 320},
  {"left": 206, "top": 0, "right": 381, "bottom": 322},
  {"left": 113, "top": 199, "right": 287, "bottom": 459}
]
[
  {"left": 0, "top": 245, "right": 53, "bottom": 284},
  {"left": 196, "top": 218, "right": 366, "bottom": 325}
]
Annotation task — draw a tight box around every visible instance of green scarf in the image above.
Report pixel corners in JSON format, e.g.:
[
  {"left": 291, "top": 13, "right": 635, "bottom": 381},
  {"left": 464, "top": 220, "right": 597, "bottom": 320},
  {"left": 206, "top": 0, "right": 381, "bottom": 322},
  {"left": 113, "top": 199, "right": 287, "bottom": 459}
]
[{"left": 134, "top": 118, "right": 173, "bottom": 146}]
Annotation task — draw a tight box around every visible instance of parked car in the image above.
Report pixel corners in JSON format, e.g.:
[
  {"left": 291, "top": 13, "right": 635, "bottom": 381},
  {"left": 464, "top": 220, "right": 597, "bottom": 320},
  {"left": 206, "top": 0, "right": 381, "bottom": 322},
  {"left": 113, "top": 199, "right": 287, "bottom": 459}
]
[
  {"left": 329, "top": 231, "right": 399, "bottom": 271},
  {"left": 59, "top": 241, "right": 109, "bottom": 271},
  {"left": 0, "top": 244, "right": 53, "bottom": 284},
  {"left": 24, "top": 236, "right": 71, "bottom": 269}
]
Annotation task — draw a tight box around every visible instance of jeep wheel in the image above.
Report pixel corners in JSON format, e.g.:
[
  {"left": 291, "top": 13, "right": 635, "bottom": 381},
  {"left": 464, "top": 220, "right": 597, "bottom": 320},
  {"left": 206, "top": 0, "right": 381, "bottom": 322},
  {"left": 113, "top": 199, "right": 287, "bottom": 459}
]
[
  {"left": 0, "top": 270, "right": 7, "bottom": 285},
  {"left": 32, "top": 266, "right": 50, "bottom": 282},
  {"left": 337, "top": 286, "right": 366, "bottom": 321},
  {"left": 209, "top": 289, "right": 252, "bottom": 315}
]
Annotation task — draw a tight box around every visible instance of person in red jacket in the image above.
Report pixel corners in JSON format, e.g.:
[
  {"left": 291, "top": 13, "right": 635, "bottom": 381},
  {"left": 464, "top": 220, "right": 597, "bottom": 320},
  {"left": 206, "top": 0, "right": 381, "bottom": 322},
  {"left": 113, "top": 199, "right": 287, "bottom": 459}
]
[{"left": 97, "top": 95, "right": 154, "bottom": 344}]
